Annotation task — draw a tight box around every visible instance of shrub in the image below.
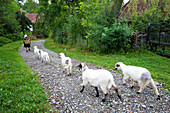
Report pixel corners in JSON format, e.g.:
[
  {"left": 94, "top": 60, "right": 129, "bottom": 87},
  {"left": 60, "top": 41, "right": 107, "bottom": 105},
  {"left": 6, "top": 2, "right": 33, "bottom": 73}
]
[
  {"left": 28, "top": 34, "right": 37, "bottom": 40},
  {"left": 5, "top": 32, "right": 23, "bottom": 41},
  {"left": 86, "top": 18, "right": 131, "bottom": 54},
  {"left": 0, "top": 36, "right": 12, "bottom": 47}
]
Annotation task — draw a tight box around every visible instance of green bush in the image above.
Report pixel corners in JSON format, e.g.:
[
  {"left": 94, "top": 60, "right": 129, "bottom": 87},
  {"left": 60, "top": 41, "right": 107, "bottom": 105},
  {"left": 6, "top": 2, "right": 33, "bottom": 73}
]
[
  {"left": 5, "top": 32, "right": 23, "bottom": 41},
  {"left": 0, "top": 36, "right": 12, "bottom": 47},
  {"left": 87, "top": 22, "right": 131, "bottom": 54}
]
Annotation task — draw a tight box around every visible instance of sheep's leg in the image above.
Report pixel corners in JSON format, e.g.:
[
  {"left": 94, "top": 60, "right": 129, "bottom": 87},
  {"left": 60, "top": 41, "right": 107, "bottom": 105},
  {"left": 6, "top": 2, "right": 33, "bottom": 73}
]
[
  {"left": 130, "top": 79, "right": 134, "bottom": 89},
  {"left": 41, "top": 58, "right": 44, "bottom": 62},
  {"left": 63, "top": 66, "right": 66, "bottom": 73},
  {"left": 67, "top": 65, "right": 72, "bottom": 76},
  {"left": 95, "top": 87, "right": 99, "bottom": 97},
  {"left": 69, "top": 65, "right": 72, "bottom": 75},
  {"left": 100, "top": 85, "right": 108, "bottom": 102},
  {"left": 150, "top": 79, "right": 160, "bottom": 100},
  {"left": 80, "top": 80, "right": 88, "bottom": 93},
  {"left": 123, "top": 75, "right": 129, "bottom": 85},
  {"left": 66, "top": 67, "right": 70, "bottom": 75},
  {"left": 115, "top": 88, "right": 123, "bottom": 101},
  {"left": 102, "top": 93, "right": 108, "bottom": 102},
  {"left": 80, "top": 86, "right": 85, "bottom": 93},
  {"left": 137, "top": 83, "right": 145, "bottom": 94}
]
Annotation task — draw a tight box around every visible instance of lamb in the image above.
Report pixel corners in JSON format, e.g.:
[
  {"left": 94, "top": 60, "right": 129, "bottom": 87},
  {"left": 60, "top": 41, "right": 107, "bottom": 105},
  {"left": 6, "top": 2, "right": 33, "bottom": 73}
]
[
  {"left": 39, "top": 50, "right": 50, "bottom": 63},
  {"left": 76, "top": 63, "right": 122, "bottom": 102},
  {"left": 115, "top": 62, "right": 160, "bottom": 100},
  {"left": 33, "top": 46, "right": 40, "bottom": 59},
  {"left": 59, "top": 53, "right": 72, "bottom": 76}
]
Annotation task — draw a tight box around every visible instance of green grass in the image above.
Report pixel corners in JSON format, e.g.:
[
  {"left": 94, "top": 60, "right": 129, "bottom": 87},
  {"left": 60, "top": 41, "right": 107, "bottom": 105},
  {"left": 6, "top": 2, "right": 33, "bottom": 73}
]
[
  {"left": 44, "top": 38, "right": 170, "bottom": 89},
  {"left": 0, "top": 41, "right": 50, "bottom": 112}
]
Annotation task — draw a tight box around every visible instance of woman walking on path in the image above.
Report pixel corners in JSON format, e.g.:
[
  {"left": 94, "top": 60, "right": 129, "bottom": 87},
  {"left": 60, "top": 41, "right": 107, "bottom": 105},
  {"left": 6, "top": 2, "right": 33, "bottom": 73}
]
[{"left": 23, "top": 34, "right": 31, "bottom": 52}]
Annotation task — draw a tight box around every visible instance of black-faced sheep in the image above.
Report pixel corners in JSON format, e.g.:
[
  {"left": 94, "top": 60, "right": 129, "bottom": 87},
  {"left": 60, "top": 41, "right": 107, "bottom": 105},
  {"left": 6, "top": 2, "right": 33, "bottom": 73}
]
[{"left": 77, "top": 63, "right": 122, "bottom": 102}]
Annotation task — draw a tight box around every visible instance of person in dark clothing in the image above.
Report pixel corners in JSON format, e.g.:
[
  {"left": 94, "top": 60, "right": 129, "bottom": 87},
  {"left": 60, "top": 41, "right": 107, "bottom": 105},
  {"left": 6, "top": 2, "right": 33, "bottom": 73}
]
[{"left": 23, "top": 34, "right": 31, "bottom": 52}]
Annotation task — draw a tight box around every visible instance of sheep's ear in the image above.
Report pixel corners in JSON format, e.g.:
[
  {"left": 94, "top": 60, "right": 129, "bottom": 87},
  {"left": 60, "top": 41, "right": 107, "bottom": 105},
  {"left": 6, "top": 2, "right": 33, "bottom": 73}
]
[
  {"left": 76, "top": 63, "right": 82, "bottom": 69},
  {"left": 65, "top": 60, "right": 69, "bottom": 64},
  {"left": 116, "top": 64, "right": 120, "bottom": 67}
]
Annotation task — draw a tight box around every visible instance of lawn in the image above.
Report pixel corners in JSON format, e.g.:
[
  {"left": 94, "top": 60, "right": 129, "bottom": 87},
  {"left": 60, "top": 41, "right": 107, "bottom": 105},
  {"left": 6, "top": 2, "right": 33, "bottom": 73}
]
[
  {"left": 0, "top": 41, "right": 50, "bottom": 112},
  {"left": 44, "top": 38, "right": 170, "bottom": 89}
]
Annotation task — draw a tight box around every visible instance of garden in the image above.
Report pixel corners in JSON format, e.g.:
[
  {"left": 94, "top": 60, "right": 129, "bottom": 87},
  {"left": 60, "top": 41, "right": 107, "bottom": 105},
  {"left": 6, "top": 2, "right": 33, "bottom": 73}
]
[{"left": 0, "top": 0, "right": 169, "bottom": 112}]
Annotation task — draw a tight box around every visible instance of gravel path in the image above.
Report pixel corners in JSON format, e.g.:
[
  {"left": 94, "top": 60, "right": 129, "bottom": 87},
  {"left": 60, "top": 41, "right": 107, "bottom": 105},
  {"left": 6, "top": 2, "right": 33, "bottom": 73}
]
[{"left": 19, "top": 40, "right": 169, "bottom": 113}]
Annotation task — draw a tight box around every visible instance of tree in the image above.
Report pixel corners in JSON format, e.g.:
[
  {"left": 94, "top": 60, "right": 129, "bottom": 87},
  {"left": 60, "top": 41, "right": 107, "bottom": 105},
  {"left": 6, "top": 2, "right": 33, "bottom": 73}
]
[
  {"left": 0, "top": 0, "right": 20, "bottom": 36},
  {"left": 127, "top": 0, "right": 170, "bottom": 32}
]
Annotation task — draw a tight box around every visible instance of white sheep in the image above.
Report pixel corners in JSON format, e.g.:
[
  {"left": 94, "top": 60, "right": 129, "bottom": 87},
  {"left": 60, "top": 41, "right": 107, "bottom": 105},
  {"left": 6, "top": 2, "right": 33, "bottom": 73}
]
[
  {"left": 115, "top": 62, "right": 160, "bottom": 100},
  {"left": 39, "top": 50, "right": 50, "bottom": 63},
  {"left": 59, "top": 53, "right": 72, "bottom": 76},
  {"left": 76, "top": 63, "right": 122, "bottom": 102},
  {"left": 33, "top": 46, "right": 40, "bottom": 59}
]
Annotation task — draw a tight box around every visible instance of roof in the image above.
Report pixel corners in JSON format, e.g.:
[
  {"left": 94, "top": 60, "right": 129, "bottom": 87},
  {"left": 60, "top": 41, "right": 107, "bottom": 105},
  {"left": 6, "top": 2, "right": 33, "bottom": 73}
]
[
  {"left": 118, "top": 0, "right": 166, "bottom": 19},
  {"left": 25, "top": 13, "right": 37, "bottom": 23},
  {"left": 118, "top": 0, "right": 149, "bottom": 19}
]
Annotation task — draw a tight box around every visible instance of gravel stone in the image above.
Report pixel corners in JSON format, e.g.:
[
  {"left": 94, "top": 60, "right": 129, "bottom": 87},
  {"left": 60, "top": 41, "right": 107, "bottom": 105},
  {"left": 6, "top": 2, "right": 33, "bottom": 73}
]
[{"left": 18, "top": 40, "right": 170, "bottom": 112}]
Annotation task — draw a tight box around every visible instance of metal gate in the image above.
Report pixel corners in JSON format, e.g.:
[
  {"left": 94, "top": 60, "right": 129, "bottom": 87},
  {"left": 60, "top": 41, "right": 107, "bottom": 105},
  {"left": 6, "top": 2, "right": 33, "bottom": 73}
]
[{"left": 147, "top": 23, "right": 170, "bottom": 56}]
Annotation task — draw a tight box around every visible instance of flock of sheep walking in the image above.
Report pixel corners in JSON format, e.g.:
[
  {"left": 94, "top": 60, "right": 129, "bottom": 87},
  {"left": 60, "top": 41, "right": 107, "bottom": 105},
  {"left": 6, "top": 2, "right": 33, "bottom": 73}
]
[{"left": 33, "top": 46, "right": 160, "bottom": 102}]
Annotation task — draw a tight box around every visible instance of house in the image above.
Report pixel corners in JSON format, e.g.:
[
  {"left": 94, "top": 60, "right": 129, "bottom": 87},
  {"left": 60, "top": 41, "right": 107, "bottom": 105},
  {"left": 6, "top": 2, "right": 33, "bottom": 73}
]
[
  {"left": 118, "top": 0, "right": 166, "bottom": 19},
  {"left": 25, "top": 13, "right": 38, "bottom": 23}
]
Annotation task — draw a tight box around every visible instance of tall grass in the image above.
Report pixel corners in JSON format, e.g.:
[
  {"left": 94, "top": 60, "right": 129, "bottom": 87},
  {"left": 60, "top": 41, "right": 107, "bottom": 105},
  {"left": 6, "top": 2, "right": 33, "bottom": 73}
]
[
  {"left": 0, "top": 41, "right": 50, "bottom": 112},
  {"left": 44, "top": 38, "right": 170, "bottom": 89}
]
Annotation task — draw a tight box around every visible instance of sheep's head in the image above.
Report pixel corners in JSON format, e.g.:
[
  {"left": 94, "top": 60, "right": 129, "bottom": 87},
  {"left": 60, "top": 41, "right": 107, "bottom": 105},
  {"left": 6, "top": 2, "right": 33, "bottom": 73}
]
[
  {"left": 39, "top": 49, "right": 42, "bottom": 54},
  {"left": 34, "top": 46, "right": 37, "bottom": 49},
  {"left": 115, "top": 62, "right": 124, "bottom": 71},
  {"left": 59, "top": 53, "right": 65, "bottom": 58},
  {"left": 76, "top": 63, "right": 88, "bottom": 71}
]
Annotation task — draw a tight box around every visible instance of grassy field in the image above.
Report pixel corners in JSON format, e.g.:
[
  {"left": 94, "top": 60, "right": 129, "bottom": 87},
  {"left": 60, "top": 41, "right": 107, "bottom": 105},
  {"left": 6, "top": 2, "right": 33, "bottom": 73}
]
[
  {"left": 0, "top": 41, "right": 50, "bottom": 112},
  {"left": 44, "top": 38, "right": 170, "bottom": 89}
]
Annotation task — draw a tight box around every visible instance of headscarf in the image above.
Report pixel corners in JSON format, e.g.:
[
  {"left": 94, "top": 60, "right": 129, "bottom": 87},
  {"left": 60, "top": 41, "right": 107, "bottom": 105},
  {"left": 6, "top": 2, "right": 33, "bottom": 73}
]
[{"left": 24, "top": 34, "right": 28, "bottom": 38}]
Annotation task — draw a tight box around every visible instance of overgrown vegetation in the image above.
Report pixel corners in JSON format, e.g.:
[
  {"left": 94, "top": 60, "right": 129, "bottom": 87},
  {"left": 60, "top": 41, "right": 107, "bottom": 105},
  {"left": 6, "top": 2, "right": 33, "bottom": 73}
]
[
  {"left": 39, "top": 0, "right": 169, "bottom": 54},
  {"left": 0, "top": 41, "right": 50, "bottom": 112},
  {"left": 44, "top": 38, "right": 170, "bottom": 89},
  {"left": 129, "top": 0, "right": 169, "bottom": 32}
]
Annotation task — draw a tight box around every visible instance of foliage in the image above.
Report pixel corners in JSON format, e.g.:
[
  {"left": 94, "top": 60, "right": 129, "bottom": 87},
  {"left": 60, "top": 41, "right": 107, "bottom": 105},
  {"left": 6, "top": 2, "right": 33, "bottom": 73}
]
[
  {"left": 5, "top": 32, "right": 23, "bottom": 41},
  {"left": 0, "top": 0, "right": 20, "bottom": 36},
  {"left": 0, "top": 37, "right": 12, "bottom": 47},
  {"left": 38, "top": 0, "right": 129, "bottom": 53},
  {"left": 128, "top": 0, "right": 170, "bottom": 32},
  {"left": 0, "top": 41, "right": 50, "bottom": 112},
  {"left": 22, "top": 0, "right": 39, "bottom": 13},
  {"left": 77, "top": 1, "right": 131, "bottom": 53},
  {"left": 28, "top": 34, "right": 37, "bottom": 40},
  {"left": 44, "top": 38, "right": 170, "bottom": 89},
  {"left": 0, "top": 0, "right": 32, "bottom": 43}
]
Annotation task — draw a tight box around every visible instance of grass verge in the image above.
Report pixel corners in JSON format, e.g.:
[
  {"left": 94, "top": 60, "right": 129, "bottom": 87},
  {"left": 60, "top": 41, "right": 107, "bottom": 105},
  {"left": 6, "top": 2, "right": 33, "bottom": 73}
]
[
  {"left": 44, "top": 38, "right": 170, "bottom": 89},
  {"left": 0, "top": 41, "right": 50, "bottom": 112}
]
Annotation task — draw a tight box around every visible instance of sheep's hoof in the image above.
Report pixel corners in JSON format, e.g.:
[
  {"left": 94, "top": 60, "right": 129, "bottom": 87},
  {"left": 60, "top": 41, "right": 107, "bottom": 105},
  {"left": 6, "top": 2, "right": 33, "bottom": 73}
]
[
  {"left": 137, "top": 92, "right": 141, "bottom": 94},
  {"left": 96, "top": 94, "right": 99, "bottom": 97},
  {"left": 123, "top": 83, "right": 126, "bottom": 85},
  {"left": 130, "top": 86, "right": 134, "bottom": 89},
  {"left": 157, "top": 95, "right": 160, "bottom": 100},
  {"left": 102, "top": 99, "right": 106, "bottom": 102}
]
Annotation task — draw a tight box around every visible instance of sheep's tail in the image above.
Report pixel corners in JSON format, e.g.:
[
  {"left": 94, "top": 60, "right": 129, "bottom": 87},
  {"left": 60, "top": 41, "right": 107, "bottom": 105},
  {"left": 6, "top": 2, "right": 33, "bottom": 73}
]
[
  {"left": 108, "top": 79, "right": 123, "bottom": 101},
  {"left": 107, "top": 79, "right": 116, "bottom": 89}
]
